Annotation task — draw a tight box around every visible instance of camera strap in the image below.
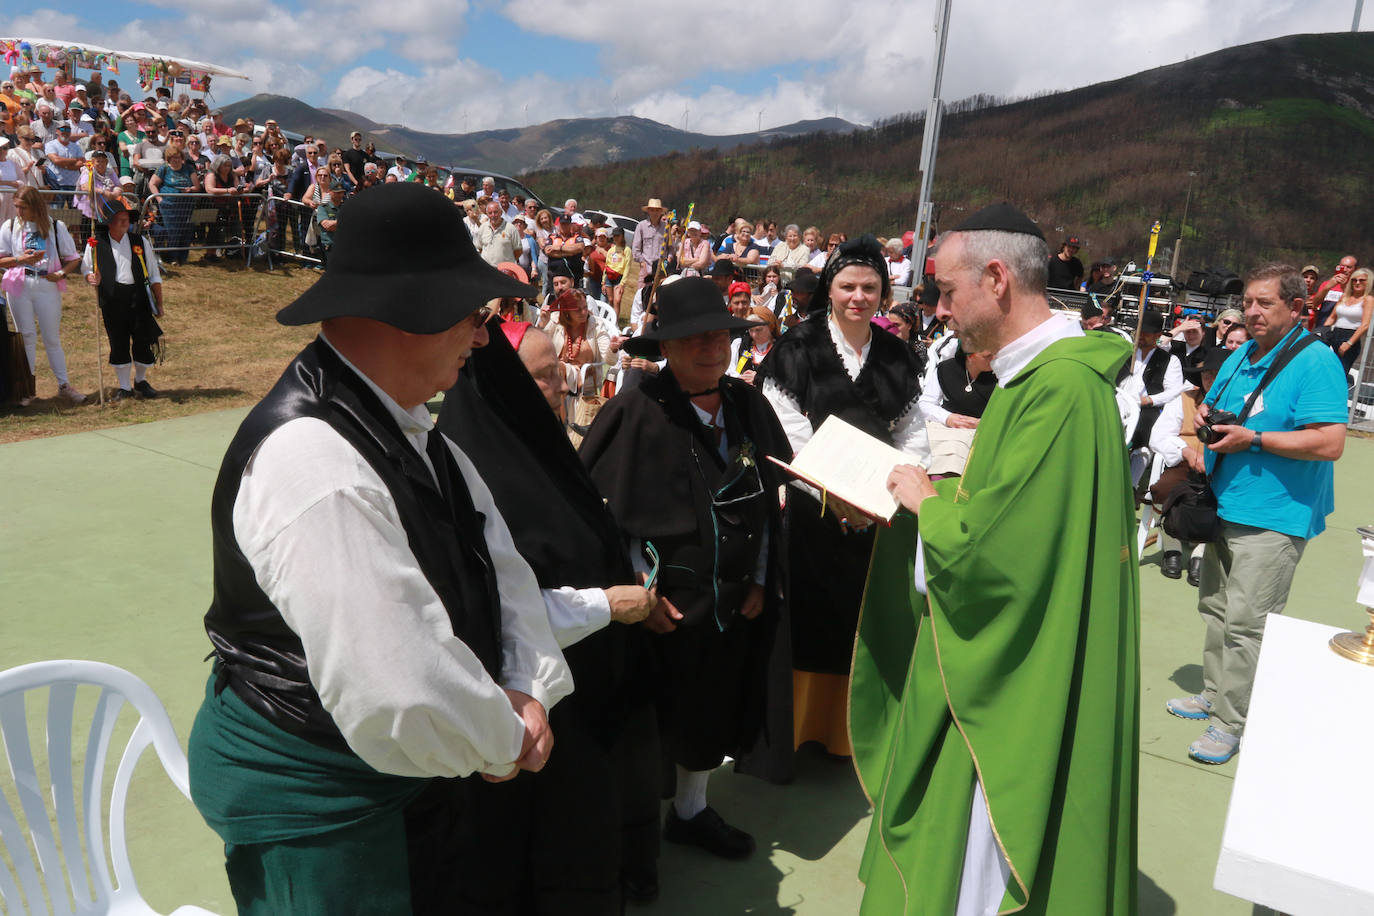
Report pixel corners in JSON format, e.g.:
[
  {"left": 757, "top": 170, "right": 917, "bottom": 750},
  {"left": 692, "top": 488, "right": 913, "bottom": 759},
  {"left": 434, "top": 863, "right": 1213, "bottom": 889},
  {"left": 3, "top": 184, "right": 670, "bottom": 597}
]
[{"left": 1206, "top": 327, "right": 1320, "bottom": 478}]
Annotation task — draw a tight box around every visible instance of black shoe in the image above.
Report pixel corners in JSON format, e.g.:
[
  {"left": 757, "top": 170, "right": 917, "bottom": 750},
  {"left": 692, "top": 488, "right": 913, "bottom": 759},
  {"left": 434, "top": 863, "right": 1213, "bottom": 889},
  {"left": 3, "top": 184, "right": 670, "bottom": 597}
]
[
  {"left": 621, "top": 866, "right": 659, "bottom": 905},
  {"left": 111, "top": 387, "right": 135, "bottom": 402},
  {"left": 1187, "top": 556, "right": 1202, "bottom": 587},
  {"left": 664, "top": 806, "right": 754, "bottom": 860},
  {"left": 569, "top": 421, "right": 592, "bottom": 436},
  {"left": 1161, "top": 551, "right": 1183, "bottom": 579},
  {"left": 134, "top": 380, "right": 158, "bottom": 399}
]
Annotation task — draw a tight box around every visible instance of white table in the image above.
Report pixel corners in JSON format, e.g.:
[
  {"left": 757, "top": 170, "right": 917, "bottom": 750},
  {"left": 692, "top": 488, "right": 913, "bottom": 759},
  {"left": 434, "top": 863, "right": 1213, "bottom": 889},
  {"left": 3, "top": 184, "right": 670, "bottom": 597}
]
[{"left": 1214, "top": 614, "right": 1374, "bottom": 915}]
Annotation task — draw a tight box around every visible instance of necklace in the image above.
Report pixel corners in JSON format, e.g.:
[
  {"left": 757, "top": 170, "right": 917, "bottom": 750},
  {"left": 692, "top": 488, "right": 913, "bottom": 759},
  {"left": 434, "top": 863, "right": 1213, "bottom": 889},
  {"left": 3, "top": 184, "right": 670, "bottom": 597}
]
[{"left": 964, "top": 366, "right": 975, "bottom": 393}]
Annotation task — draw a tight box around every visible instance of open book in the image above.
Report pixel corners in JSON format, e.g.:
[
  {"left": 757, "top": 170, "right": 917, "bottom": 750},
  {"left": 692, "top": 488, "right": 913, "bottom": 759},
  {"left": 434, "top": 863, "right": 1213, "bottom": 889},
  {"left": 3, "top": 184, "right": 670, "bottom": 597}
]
[{"left": 767, "top": 415, "right": 915, "bottom": 523}]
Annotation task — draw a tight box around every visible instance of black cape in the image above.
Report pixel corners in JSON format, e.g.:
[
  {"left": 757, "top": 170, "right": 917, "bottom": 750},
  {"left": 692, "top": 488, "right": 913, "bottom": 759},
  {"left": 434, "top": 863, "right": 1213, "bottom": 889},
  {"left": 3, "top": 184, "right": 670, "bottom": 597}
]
[
  {"left": 580, "top": 367, "right": 795, "bottom": 782},
  {"left": 434, "top": 319, "right": 656, "bottom": 915}
]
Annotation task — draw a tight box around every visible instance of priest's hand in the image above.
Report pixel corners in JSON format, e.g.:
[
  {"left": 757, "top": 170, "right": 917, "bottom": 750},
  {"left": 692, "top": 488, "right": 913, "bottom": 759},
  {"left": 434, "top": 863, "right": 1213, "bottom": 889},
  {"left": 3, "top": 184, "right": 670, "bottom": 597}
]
[
  {"left": 507, "top": 688, "right": 553, "bottom": 774},
  {"left": 887, "top": 464, "right": 937, "bottom": 514},
  {"left": 644, "top": 594, "right": 685, "bottom": 634},
  {"left": 739, "top": 583, "right": 766, "bottom": 620},
  {"left": 605, "top": 584, "right": 656, "bottom": 624}
]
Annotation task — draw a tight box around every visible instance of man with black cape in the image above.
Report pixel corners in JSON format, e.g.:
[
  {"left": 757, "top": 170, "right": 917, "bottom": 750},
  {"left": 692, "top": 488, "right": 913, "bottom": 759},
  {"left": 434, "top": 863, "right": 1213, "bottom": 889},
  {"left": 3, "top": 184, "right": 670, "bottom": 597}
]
[
  {"left": 579, "top": 276, "right": 794, "bottom": 868},
  {"left": 850, "top": 205, "right": 1139, "bottom": 915},
  {"left": 436, "top": 317, "right": 662, "bottom": 911}
]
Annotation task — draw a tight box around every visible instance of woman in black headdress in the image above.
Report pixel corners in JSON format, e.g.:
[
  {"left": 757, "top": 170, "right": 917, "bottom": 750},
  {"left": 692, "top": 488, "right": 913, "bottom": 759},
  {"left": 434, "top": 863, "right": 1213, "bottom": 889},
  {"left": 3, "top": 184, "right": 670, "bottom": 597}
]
[{"left": 756, "top": 235, "right": 924, "bottom": 758}]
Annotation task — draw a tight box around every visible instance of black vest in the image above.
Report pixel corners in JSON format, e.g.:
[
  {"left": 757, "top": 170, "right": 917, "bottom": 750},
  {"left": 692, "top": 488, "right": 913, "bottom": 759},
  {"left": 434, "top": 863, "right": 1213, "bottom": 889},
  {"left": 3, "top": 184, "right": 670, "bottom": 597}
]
[
  {"left": 95, "top": 230, "right": 152, "bottom": 308},
  {"left": 1141, "top": 347, "right": 1169, "bottom": 395},
  {"left": 203, "top": 339, "right": 503, "bottom": 752},
  {"left": 935, "top": 351, "right": 997, "bottom": 418},
  {"left": 756, "top": 312, "right": 922, "bottom": 444}
]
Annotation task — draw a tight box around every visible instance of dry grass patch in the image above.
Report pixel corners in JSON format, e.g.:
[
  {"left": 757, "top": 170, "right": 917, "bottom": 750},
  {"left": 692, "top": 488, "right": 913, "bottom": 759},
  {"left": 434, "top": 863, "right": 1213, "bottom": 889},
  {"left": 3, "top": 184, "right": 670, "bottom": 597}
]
[{"left": 1, "top": 254, "right": 320, "bottom": 444}]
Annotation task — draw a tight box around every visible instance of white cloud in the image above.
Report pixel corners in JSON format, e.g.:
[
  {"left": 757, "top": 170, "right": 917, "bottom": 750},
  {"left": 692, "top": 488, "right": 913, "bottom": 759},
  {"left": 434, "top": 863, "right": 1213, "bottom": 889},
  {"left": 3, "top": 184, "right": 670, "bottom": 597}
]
[{"left": 17, "top": 0, "right": 1374, "bottom": 138}]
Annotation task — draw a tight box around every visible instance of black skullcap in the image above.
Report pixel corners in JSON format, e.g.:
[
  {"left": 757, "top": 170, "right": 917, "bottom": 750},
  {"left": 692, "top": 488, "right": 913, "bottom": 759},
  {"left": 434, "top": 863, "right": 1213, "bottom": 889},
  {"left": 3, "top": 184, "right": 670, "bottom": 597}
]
[{"left": 954, "top": 203, "right": 1045, "bottom": 241}]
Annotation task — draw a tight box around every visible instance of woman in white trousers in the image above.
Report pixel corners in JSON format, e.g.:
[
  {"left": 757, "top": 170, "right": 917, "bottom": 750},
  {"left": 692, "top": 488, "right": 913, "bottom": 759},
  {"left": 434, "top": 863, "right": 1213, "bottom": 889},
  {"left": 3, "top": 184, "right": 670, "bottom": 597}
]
[{"left": 0, "top": 187, "right": 85, "bottom": 405}]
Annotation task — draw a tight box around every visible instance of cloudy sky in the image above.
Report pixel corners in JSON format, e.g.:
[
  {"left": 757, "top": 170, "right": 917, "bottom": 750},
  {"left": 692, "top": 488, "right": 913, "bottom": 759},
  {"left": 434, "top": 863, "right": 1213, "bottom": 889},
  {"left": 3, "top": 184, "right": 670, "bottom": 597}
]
[{"left": 12, "top": 1, "right": 1370, "bottom": 135}]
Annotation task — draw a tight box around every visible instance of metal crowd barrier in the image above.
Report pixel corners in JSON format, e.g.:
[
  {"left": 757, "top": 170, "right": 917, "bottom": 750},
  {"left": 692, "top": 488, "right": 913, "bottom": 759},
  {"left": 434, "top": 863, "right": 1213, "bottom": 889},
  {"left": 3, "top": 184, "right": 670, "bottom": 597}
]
[
  {"left": 137, "top": 192, "right": 264, "bottom": 263},
  {"left": 1349, "top": 338, "right": 1374, "bottom": 432},
  {"left": 30, "top": 188, "right": 99, "bottom": 244},
  {"left": 252, "top": 195, "right": 325, "bottom": 269}
]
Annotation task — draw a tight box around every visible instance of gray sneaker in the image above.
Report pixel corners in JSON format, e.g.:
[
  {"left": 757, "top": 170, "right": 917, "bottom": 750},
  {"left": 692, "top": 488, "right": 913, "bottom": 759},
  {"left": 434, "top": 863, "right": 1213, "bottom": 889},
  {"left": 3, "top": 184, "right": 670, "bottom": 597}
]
[
  {"left": 1165, "top": 694, "right": 1212, "bottom": 720},
  {"left": 58, "top": 384, "right": 86, "bottom": 405},
  {"left": 1188, "top": 725, "right": 1239, "bottom": 764}
]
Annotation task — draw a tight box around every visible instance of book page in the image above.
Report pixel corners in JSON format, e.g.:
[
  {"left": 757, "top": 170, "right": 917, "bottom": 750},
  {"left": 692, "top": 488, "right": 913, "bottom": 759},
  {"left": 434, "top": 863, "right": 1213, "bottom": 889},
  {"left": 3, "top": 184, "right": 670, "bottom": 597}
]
[
  {"left": 925, "top": 421, "right": 976, "bottom": 477},
  {"left": 779, "top": 415, "right": 911, "bottom": 520}
]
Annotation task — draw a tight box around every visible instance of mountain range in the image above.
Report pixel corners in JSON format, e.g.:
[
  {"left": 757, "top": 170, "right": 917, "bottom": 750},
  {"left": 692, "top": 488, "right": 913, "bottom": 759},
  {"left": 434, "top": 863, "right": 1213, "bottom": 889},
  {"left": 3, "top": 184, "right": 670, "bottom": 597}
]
[
  {"left": 224, "top": 31, "right": 1373, "bottom": 272},
  {"left": 529, "top": 31, "right": 1374, "bottom": 274},
  {"left": 219, "top": 93, "right": 857, "bottom": 174}
]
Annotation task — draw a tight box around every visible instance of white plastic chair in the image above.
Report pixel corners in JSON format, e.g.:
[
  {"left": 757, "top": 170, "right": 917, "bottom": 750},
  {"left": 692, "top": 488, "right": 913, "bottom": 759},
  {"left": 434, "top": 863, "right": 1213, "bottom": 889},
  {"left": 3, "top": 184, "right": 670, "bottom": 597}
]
[
  {"left": 1136, "top": 451, "right": 1167, "bottom": 559},
  {"left": 587, "top": 299, "right": 618, "bottom": 328},
  {"left": 0, "top": 660, "right": 218, "bottom": 915}
]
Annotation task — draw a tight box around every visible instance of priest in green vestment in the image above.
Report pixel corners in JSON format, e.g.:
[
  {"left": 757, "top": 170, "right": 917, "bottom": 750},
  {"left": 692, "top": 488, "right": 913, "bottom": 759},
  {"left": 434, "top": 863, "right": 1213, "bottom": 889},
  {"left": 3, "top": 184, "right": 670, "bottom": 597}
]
[{"left": 849, "top": 204, "right": 1140, "bottom": 915}]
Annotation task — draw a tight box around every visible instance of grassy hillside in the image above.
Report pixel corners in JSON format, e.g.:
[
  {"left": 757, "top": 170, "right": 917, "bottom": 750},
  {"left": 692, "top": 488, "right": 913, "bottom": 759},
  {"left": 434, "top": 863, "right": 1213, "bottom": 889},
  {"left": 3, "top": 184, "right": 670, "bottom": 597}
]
[{"left": 528, "top": 32, "right": 1374, "bottom": 275}]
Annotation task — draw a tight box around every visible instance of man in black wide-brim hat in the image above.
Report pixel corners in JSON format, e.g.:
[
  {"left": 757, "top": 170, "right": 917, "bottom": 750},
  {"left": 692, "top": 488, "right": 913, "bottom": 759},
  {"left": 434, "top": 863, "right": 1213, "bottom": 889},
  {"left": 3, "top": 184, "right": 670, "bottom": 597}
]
[
  {"left": 186, "top": 182, "right": 574, "bottom": 914},
  {"left": 579, "top": 276, "right": 795, "bottom": 882}
]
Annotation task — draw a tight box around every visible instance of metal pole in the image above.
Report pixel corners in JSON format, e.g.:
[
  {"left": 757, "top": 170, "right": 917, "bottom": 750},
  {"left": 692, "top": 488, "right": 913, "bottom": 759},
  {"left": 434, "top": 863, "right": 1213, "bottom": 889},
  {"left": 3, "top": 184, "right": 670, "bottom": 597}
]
[
  {"left": 913, "top": 0, "right": 954, "bottom": 252},
  {"left": 1169, "top": 171, "right": 1196, "bottom": 279}
]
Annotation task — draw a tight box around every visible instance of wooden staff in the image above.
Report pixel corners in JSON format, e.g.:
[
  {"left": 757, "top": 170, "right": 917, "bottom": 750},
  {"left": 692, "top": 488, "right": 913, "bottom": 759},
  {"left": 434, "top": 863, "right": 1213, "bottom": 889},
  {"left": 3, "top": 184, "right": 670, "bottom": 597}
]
[
  {"left": 87, "top": 170, "right": 104, "bottom": 406},
  {"left": 1131, "top": 220, "right": 1162, "bottom": 373}
]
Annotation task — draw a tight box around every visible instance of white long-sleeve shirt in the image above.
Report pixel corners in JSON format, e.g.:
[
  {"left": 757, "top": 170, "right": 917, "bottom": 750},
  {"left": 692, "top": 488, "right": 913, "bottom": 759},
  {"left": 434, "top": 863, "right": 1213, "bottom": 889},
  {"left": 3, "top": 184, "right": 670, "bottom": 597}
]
[
  {"left": 79, "top": 231, "right": 162, "bottom": 284},
  {"left": 916, "top": 334, "right": 962, "bottom": 427},
  {"left": 232, "top": 338, "right": 573, "bottom": 781},
  {"left": 1132, "top": 346, "right": 1184, "bottom": 408},
  {"left": 1147, "top": 394, "right": 1188, "bottom": 467}
]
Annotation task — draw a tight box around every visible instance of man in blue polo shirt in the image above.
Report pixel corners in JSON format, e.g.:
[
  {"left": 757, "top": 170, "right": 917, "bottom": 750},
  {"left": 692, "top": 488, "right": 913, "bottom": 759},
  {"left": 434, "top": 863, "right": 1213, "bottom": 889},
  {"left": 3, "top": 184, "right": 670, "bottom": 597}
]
[{"left": 1166, "top": 263, "right": 1348, "bottom": 764}]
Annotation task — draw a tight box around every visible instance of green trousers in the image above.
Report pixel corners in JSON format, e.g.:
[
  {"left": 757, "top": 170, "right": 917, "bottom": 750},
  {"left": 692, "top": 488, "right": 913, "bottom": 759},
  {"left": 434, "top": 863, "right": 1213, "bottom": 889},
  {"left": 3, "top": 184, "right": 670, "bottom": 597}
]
[
  {"left": 1198, "top": 521, "right": 1306, "bottom": 735},
  {"left": 224, "top": 807, "right": 412, "bottom": 915}
]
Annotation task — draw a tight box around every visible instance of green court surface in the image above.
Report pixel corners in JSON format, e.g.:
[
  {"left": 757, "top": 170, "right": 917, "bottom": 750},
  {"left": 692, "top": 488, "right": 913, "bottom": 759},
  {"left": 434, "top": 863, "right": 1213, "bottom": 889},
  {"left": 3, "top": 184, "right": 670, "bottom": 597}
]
[{"left": 1, "top": 410, "right": 1369, "bottom": 914}]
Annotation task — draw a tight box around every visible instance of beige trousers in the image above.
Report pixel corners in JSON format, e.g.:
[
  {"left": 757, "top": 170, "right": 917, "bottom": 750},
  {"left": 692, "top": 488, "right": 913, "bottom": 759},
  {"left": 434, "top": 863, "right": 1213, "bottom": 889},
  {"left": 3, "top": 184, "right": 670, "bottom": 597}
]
[{"left": 1198, "top": 521, "right": 1306, "bottom": 735}]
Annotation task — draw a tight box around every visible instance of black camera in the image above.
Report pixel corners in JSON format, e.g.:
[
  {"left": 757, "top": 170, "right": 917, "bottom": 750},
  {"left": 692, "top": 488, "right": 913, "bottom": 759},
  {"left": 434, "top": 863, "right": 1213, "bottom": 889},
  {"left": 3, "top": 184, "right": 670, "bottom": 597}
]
[{"left": 1197, "top": 409, "right": 1240, "bottom": 445}]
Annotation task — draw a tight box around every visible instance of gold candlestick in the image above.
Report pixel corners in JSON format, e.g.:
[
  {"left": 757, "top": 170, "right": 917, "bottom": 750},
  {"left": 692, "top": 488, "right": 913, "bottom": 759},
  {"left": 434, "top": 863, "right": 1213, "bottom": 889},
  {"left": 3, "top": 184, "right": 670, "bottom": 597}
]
[{"left": 1330, "top": 608, "right": 1374, "bottom": 665}]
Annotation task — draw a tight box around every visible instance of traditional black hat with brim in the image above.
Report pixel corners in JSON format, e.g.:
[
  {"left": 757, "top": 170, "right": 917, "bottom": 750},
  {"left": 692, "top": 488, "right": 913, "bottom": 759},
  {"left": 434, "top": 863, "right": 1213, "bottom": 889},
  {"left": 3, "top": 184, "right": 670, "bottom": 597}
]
[
  {"left": 1138, "top": 310, "right": 1165, "bottom": 334},
  {"left": 623, "top": 277, "right": 754, "bottom": 359},
  {"left": 707, "top": 259, "right": 738, "bottom": 279},
  {"left": 785, "top": 271, "right": 818, "bottom": 294},
  {"left": 1183, "top": 346, "right": 1229, "bottom": 384},
  {"left": 276, "top": 182, "right": 534, "bottom": 333}
]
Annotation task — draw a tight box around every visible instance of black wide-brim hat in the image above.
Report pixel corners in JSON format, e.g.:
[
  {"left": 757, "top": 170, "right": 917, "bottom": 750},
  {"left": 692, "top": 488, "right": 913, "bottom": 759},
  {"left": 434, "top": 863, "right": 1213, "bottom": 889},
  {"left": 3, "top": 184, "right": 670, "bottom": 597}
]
[
  {"left": 277, "top": 183, "right": 535, "bottom": 333},
  {"left": 623, "top": 277, "right": 753, "bottom": 359}
]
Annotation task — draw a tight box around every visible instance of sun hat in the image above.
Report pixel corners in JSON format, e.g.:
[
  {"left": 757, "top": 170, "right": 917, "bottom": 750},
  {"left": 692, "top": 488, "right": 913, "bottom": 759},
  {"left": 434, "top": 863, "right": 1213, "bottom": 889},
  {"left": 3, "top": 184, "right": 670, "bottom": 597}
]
[
  {"left": 276, "top": 183, "right": 535, "bottom": 332},
  {"left": 642, "top": 198, "right": 666, "bottom": 212}
]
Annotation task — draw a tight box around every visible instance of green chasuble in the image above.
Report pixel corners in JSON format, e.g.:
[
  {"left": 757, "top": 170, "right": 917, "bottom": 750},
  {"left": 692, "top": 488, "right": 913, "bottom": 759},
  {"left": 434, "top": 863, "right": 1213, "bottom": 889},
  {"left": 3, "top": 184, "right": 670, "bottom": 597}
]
[{"left": 850, "top": 331, "right": 1140, "bottom": 915}]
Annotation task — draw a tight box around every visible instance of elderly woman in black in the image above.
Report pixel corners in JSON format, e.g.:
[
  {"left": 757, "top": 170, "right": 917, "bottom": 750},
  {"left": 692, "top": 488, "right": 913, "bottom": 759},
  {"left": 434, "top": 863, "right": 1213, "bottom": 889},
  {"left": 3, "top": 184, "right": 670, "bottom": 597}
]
[{"left": 757, "top": 235, "right": 923, "bottom": 758}]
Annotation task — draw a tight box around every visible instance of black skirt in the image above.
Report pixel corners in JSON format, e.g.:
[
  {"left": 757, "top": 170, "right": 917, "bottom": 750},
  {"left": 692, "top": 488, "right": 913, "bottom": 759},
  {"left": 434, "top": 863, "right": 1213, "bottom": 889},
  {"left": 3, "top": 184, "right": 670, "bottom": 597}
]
[{"left": 786, "top": 488, "right": 876, "bottom": 675}]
